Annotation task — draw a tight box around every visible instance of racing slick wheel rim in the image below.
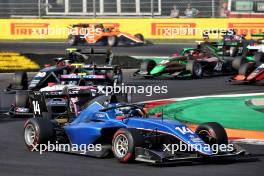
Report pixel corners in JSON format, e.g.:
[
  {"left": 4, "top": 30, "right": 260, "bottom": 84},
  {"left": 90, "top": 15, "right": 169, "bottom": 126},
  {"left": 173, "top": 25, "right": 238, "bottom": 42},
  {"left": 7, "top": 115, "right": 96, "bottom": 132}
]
[
  {"left": 113, "top": 134, "right": 129, "bottom": 158},
  {"left": 69, "top": 37, "right": 74, "bottom": 44},
  {"left": 24, "top": 124, "right": 36, "bottom": 146},
  {"left": 197, "top": 130, "right": 216, "bottom": 145},
  {"left": 194, "top": 63, "right": 202, "bottom": 77}
]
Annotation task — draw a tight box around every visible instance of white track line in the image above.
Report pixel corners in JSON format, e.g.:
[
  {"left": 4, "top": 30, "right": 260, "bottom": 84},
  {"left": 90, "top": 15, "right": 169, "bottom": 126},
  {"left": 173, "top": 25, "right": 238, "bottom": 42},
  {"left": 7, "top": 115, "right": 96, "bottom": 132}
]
[
  {"left": 231, "top": 139, "right": 264, "bottom": 145},
  {"left": 142, "top": 92, "right": 264, "bottom": 103}
]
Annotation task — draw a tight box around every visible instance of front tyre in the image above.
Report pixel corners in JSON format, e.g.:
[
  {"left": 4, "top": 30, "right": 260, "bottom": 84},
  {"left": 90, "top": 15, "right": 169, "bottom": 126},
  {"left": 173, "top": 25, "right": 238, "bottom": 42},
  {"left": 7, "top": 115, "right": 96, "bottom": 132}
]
[
  {"left": 139, "top": 59, "right": 156, "bottom": 78},
  {"left": 13, "top": 71, "right": 28, "bottom": 90},
  {"left": 134, "top": 33, "right": 144, "bottom": 42},
  {"left": 112, "top": 128, "right": 144, "bottom": 163},
  {"left": 24, "top": 118, "right": 54, "bottom": 151},
  {"left": 186, "top": 60, "right": 203, "bottom": 78},
  {"left": 195, "top": 122, "right": 228, "bottom": 145},
  {"left": 68, "top": 34, "right": 79, "bottom": 46}
]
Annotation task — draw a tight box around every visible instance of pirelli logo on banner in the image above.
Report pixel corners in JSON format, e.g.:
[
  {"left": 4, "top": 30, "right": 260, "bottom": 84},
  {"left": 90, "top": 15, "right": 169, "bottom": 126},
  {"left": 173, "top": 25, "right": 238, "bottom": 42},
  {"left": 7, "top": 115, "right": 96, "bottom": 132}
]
[
  {"left": 10, "top": 23, "right": 50, "bottom": 35},
  {"left": 151, "top": 23, "right": 197, "bottom": 37},
  {"left": 228, "top": 23, "right": 264, "bottom": 35}
]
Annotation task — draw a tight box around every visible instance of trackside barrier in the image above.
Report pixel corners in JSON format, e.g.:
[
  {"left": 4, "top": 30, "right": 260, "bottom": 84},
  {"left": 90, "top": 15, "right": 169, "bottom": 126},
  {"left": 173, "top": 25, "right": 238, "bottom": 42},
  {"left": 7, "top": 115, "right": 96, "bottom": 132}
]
[{"left": 0, "top": 18, "right": 263, "bottom": 40}]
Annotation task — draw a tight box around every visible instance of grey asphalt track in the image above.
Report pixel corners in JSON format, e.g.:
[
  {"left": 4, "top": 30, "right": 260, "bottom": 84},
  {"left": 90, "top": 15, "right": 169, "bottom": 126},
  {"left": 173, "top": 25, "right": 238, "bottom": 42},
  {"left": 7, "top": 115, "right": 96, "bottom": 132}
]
[
  {"left": 0, "top": 42, "right": 264, "bottom": 176},
  {"left": 0, "top": 41, "right": 186, "bottom": 56}
]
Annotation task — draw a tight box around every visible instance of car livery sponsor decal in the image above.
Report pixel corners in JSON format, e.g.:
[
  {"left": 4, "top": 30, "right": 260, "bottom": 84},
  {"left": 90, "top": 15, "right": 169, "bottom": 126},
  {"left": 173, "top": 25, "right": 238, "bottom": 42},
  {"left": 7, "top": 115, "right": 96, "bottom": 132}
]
[
  {"left": 10, "top": 23, "right": 50, "bottom": 36},
  {"left": 151, "top": 23, "right": 196, "bottom": 38},
  {"left": 228, "top": 23, "right": 264, "bottom": 35},
  {"left": 61, "top": 75, "right": 105, "bottom": 79}
]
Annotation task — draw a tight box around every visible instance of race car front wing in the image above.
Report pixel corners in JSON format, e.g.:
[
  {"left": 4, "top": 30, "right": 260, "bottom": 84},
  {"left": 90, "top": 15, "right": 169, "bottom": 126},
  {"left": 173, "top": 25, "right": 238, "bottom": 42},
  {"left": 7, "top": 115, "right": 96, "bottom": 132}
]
[{"left": 135, "top": 144, "right": 247, "bottom": 164}]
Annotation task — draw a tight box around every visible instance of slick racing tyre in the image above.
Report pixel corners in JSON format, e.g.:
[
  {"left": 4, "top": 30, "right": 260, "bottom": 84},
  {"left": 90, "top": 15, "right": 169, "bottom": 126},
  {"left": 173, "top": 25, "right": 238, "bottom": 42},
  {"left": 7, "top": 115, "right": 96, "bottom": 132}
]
[
  {"left": 107, "top": 36, "right": 118, "bottom": 47},
  {"left": 24, "top": 118, "right": 54, "bottom": 150},
  {"left": 229, "top": 46, "right": 237, "bottom": 57},
  {"left": 68, "top": 34, "right": 79, "bottom": 46},
  {"left": 239, "top": 62, "right": 256, "bottom": 76},
  {"left": 134, "top": 33, "right": 144, "bottom": 42},
  {"left": 112, "top": 92, "right": 132, "bottom": 104},
  {"left": 13, "top": 71, "right": 28, "bottom": 90},
  {"left": 186, "top": 60, "right": 203, "bottom": 78},
  {"left": 112, "top": 128, "right": 144, "bottom": 163},
  {"left": 114, "top": 67, "right": 123, "bottom": 85},
  {"left": 139, "top": 60, "right": 156, "bottom": 78},
  {"left": 106, "top": 67, "right": 123, "bottom": 86},
  {"left": 254, "top": 52, "right": 264, "bottom": 64},
  {"left": 232, "top": 56, "right": 247, "bottom": 70},
  {"left": 195, "top": 122, "right": 228, "bottom": 146},
  {"left": 15, "top": 90, "right": 29, "bottom": 108}
]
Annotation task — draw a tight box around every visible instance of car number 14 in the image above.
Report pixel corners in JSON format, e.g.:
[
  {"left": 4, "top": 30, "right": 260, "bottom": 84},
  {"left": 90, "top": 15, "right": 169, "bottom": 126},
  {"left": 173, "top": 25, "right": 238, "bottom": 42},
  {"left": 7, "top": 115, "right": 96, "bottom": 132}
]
[
  {"left": 175, "top": 126, "right": 194, "bottom": 135},
  {"left": 32, "top": 100, "right": 41, "bottom": 115}
]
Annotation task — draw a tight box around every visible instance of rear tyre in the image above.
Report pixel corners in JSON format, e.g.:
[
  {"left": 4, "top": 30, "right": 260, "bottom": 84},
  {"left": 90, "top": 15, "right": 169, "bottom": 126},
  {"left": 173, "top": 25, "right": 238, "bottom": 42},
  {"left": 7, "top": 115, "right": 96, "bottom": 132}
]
[
  {"left": 112, "top": 92, "right": 132, "bottom": 104},
  {"left": 15, "top": 90, "right": 29, "bottom": 107},
  {"left": 254, "top": 52, "right": 264, "bottom": 64},
  {"left": 186, "top": 60, "right": 203, "bottom": 78},
  {"left": 78, "top": 79, "right": 86, "bottom": 86},
  {"left": 68, "top": 34, "right": 79, "bottom": 46},
  {"left": 24, "top": 118, "right": 54, "bottom": 150},
  {"left": 13, "top": 71, "right": 28, "bottom": 90},
  {"left": 112, "top": 128, "right": 144, "bottom": 163},
  {"left": 195, "top": 122, "right": 228, "bottom": 145},
  {"left": 232, "top": 56, "right": 246, "bottom": 70},
  {"left": 134, "top": 33, "right": 144, "bottom": 42},
  {"left": 107, "top": 36, "right": 118, "bottom": 47},
  {"left": 229, "top": 47, "right": 237, "bottom": 57},
  {"left": 239, "top": 62, "right": 256, "bottom": 76},
  {"left": 114, "top": 67, "right": 123, "bottom": 85},
  {"left": 106, "top": 67, "right": 123, "bottom": 86}
]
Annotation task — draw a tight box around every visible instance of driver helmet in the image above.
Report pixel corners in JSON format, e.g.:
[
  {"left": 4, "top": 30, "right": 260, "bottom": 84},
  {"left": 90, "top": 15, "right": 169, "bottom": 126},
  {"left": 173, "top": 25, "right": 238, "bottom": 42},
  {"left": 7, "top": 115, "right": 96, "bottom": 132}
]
[
  {"left": 115, "top": 109, "right": 125, "bottom": 117},
  {"left": 63, "top": 59, "right": 72, "bottom": 65},
  {"left": 95, "top": 23, "right": 104, "bottom": 29}
]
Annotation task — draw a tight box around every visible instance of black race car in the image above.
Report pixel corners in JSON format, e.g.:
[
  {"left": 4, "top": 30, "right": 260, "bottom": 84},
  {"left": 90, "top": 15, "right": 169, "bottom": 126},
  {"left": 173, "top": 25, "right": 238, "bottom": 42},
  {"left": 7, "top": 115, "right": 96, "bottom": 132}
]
[
  {"left": 5, "top": 48, "right": 123, "bottom": 117},
  {"left": 6, "top": 48, "right": 121, "bottom": 91}
]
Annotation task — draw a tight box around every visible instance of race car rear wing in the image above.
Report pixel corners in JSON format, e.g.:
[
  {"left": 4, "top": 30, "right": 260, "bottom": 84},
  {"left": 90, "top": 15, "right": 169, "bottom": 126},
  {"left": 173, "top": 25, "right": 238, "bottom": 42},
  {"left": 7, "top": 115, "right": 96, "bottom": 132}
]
[
  {"left": 67, "top": 48, "right": 113, "bottom": 65},
  {"left": 29, "top": 89, "right": 93, "bottom": 117},
  {"left": 67, "top": 48, "right": 112, "bottom": 57}
]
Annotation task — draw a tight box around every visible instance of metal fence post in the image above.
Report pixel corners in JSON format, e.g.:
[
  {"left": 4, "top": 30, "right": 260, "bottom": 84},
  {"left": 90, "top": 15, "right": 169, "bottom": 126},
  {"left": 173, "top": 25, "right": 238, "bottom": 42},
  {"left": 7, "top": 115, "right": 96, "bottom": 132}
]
[
  {"left": 151, "top": 0, "right": 154, "bottom": 18},
  {"left": 212, "top": 0, "right": 215, "bottom": 17},
  {"left": 93, "top": 0, "right": 96, "bottom": 18},
  {"left": 38, "top": 0, "right": 41, "bottom": 18}
]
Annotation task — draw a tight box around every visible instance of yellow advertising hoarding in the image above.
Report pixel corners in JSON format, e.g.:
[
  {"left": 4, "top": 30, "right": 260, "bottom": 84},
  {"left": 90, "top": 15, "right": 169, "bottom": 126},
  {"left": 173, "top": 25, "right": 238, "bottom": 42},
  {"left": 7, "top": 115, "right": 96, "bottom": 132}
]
[{"left": 0, "top": 18, "right": 264, "bottom": 40}]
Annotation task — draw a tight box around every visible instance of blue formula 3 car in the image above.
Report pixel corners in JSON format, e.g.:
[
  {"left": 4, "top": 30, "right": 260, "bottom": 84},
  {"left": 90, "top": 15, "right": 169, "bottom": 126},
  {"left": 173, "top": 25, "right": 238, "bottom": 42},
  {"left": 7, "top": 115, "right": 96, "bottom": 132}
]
[{"left": 24, "top": 94, "right": 246, "bottom": 164}]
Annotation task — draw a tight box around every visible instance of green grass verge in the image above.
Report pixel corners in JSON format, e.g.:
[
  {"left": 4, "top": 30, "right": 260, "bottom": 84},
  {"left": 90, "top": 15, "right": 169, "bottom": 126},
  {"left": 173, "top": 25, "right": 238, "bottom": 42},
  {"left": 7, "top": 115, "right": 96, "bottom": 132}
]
[{"left": 148, "top": 95, "right": 264, "bottom": 131}]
